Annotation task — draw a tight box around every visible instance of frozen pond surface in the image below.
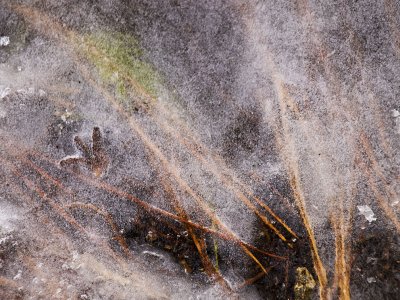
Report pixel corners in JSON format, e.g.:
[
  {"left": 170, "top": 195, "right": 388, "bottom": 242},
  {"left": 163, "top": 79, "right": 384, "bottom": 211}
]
[{"left": 0, "top": 1, "right": 399, "bottom": 299}]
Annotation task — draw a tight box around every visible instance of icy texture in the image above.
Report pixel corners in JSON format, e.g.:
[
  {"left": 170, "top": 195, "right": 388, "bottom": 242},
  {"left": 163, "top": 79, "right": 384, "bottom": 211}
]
[{"left": 0, "top": 0, "right": 399, "bottom": 299}]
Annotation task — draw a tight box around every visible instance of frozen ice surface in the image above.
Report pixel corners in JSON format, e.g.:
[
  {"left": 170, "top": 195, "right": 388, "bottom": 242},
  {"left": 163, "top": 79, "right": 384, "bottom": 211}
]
[
  {"left": 357, "top": 205, "right": 377, "bottom": 223},
  {"left": 0, "top": 0, "right": 399, "bottom": 299}
]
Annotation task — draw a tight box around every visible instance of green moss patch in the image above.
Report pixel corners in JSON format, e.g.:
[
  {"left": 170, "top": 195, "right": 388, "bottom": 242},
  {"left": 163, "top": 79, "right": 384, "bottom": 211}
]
[{"left": 81, "top": 31, "right": 162, "bottom": 112}]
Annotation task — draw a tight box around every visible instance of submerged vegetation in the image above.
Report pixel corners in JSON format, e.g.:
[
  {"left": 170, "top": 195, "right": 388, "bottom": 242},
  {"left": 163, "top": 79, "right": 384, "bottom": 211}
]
[{"left": 81, "top": 31, "right": 162, "bottom": 112}]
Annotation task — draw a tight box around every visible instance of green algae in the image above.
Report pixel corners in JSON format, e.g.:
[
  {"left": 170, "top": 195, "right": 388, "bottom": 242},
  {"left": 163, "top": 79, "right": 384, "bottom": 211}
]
[{"left": 81, "top": 31, "right": 162, "bottom": 111}]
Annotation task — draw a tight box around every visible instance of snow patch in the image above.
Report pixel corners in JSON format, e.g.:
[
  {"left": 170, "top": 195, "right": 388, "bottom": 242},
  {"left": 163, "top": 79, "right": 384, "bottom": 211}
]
[
  {"left": 0, "top": 36, "right": 10, "bottom": 46},
  {"left": 0, "top": 204, "right": 21, "bottom": 232},
  {"left": 0, "top": 85, "right": 11, "bottom": 99},
  {"left": 357, "top": 205, "right": 377, "bottom": 223}
]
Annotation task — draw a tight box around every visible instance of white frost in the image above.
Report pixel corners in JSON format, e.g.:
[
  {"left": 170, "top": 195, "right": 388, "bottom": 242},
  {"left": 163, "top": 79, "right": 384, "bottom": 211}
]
[
  {"left": 0, "top": 36, "right": 10, "bottom": 46},
  {"left": 357, "top": 205, "right": 376, "bottom": 223},
  {"left": 0, "top": 86, "right": 11, "bottom": 99},
  {"left": 13, "top": 270, "right": 23, "bottom": 280},
  {"left": 367, "top": 277, "right": 376, "bottom": 283},
  {"left": 0, "top": 204, "right": 21, "bottom": 232}
]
